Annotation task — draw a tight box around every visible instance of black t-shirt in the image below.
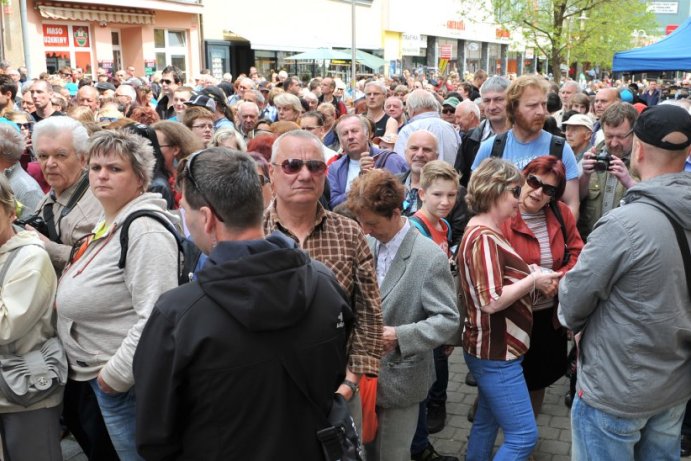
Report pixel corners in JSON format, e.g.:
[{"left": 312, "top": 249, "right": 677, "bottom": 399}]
[
  {"left": 31, "top": 110, "right": 65, "bottom": 122},
  {"left": 373, "top": 113, "right": 390, "bottom": 138}
]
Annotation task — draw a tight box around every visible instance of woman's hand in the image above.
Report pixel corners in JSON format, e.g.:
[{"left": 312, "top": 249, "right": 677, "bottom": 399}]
[{"left": 530, "top": 268, "right": 562, "bottom": 298}]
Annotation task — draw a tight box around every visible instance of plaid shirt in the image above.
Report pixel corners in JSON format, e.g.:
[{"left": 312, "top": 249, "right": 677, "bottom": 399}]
[{"left": 264, "top": 202, "right": 383, "bottom": 376}]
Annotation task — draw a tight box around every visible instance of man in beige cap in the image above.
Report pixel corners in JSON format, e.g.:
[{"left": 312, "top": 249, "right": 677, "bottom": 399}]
[{"left": 562, "top": 114, "right": 593, "bottom": 162}]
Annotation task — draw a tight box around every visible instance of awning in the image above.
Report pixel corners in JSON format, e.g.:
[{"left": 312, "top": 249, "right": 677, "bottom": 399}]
[
  {"left": 38, "top": 4, "right": 155, "bottom": 25},
  {"left": 38, "top": 0, "right": 202, "bottom": 16}
]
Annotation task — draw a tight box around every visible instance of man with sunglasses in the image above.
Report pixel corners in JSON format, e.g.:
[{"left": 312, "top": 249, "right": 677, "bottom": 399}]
[
  {"left": 155, "top": 65, "right": 182, "bottom": 120},
  {"left": 578, "top": 102, "right": 638, "bottom": 242},
  {"left": 135, "top": 148, "right": 350, "bottom": 460},
  {"left": 264, "top": 130, "right": 384, "bottom": 437}
]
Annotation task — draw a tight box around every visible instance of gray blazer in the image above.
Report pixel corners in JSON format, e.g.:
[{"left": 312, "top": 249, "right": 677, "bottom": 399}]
[{"left": 368, "top": 225, "right": 460, "bottom": 408}]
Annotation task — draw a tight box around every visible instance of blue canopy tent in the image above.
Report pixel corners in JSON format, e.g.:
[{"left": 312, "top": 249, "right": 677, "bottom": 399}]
[{"left": 612, "top": 18, "right": 691, "bottom": 72}]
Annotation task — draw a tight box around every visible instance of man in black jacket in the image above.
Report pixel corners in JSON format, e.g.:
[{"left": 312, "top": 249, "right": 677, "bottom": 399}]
[{"left": 133, "top": 148, "right": 350, "bottom": 460}]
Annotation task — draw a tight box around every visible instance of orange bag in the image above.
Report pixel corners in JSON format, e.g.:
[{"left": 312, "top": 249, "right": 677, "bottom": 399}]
[{"left": 359, "top": 376, "right": 378, "bottom": 444}]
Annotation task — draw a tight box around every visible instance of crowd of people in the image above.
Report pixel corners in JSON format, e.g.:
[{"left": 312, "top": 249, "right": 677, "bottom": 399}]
[{"left": 0, "top": 57, "right": 689, "bottom": 461}]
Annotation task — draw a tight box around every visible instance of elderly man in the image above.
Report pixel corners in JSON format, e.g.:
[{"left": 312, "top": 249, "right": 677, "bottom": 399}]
[
  {"left": 115, "top": 83, "right": 137, "bottom": 116},
  {"left": 471, "top": 74, "right": 581, "bottom": 219},
  {"left": 454, "top": 76, "right": 511, "bottom": 187},
  {"left": 554, "top": 81, "right": 581, "bottom": 125},
  {"left": 228, "top": 77, "right": 255, "bottom": 106},
  {"left": 394, "top": 89, "right": 461, "bottom": 166},
  {"left": 562, "top": 114, "right": 593, "bottom": 162},
  {"left": 364, "top": 81, "right": 390, "bottom": 138},
  {"left": 30, "top": 79, "right": 64, "bottom": 121},
  {"left": 558, "top": 104, "right": 691, "bottom": 461},
  {"left": 0, "top": 124, "right": 43, "bottom": 218},
  {"left": 454, "top": 99, "right": 480, "bottom": 135},
  {"left": 578, "top": 103, "right": 638, "bottom": 241},
  {"left": 328, "top": 114, "right": 408, "bottom": 208},
  {"left": 76, "top": 85, "right": 100, "bottom": 113},
  {"left": 135, "top": 148, "right": 350, "bottom": 460},
  {"left": 236, "top": 101, "right": 259, "bottom": 140},
  {"left": 591, "top": 87, "right": 620, "bottom": 145},
  {"left": 264, "top": 130, "right": 384, "bottom": 435},
  {"left": 155, "top": 65, "right": 182, "bottom": 120}
]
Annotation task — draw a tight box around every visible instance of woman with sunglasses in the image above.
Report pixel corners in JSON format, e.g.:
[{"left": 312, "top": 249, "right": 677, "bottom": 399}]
[
  {"left": 458, "top": 158, "right": 561, "bottom": 461},
  {"left": 56, "top": 130, "right": 179, "bottom": 461},
  {"left": 500, "top": 156, "right": 583, "bottom": 419}
]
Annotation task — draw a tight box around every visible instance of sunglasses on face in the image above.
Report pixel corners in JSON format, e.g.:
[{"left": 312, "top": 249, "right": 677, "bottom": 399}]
[
  {"left": 161, "top": 79, "right": 173, "bottom": 85},
  {"left": 508, "top": 186, "right": 522, "bottom": 199},
  {"left": 16, "top": 122, "right": 33, "bottom": 131},
  {"left": 272, "top": 159, "right": 327, "bottom": 175},
  {"left": 526, "top": 175, "right": 557, "bottom": 198},
  {"left": 442, "top": 108, "right": 454, "bottom": 114}
]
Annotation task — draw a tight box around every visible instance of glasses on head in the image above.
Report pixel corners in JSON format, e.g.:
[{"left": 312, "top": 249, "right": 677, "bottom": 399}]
[
  {"left": 161, "top": 79, "right": 173, "bottom": 85},
  {"left": 604, "top": 129, "right": 634, "bottom": 143},
  {"left": 508, "top": 185, "right": 522, "bottom": 199},
  {"left": 192, "top": 123, "right": 214, "bottom": 131},
  {"left": 526, "top": 175, "right": 557, "bottom": 198},
  {"left": 442, "top": 108, "right": 454, "bottom": 114},
  {"left": 99, "top": 117, "right": 120, "bottom": 123},
  {"left": 182, "top": 150, "right": 224, "bottom": 222},
  {"left": 272, "top": 159, "right": 327, "bottom": 175}
]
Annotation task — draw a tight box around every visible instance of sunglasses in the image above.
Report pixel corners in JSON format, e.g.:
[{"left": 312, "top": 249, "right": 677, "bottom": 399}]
[
  {"left": 442, "top": 108, "right": 454, "bottom": 114},
  {"left": 526, "top": 175, "right": 557, "bottom": 198},
  {"left": 182, "top": 150, "right": 224, "bottom": 222},
  {"left": 272, "top": 159, "right": 327, "bottom": 175},
  {"left": 16, "top": 122, "right": 33, "bottom": 130},
  {"left": 508, "top": 186, "right": 522, "bottom": 199},
  {"left": 161, "top": 79, "right": 174, "bottom": 85}
]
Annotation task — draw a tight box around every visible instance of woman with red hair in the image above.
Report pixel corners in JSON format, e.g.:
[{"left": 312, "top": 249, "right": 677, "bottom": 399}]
[
  {"left": 246, "top": 135, "right": 276, "bottom": 163},
  {"left": 500, "top": 156, "right": 584, "bottom": 418}
]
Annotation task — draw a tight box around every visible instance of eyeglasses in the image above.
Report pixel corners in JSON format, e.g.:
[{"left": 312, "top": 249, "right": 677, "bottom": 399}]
[
  {"left": 192, "top": 123, "right": 214, "bottom": 131},
  {"left": 16, "top": 122, "right": 33, "bottom": 131},
  {"left": 442, "top": 108, "right": 455, "bottom": 114},
  {"left": 182, "top": 150, "right": 224, "bottom": 222},
  {"left": 271, "top": 159, "right": 327, "bottom": 175},
  {"left": 161, "top": 79, "right": 173, "bottom": 85},
  {"left": 301, "top": 126, "right": 321, "bottom": 131},
  {"left": 526, "top": 175, "right": 557, "bottom": 198},
  {"left": 604, "top": 129, "right": 634, "bottom": 142},
  {"left": 508, "top": 185, "right": 522, "bottom": 199}
]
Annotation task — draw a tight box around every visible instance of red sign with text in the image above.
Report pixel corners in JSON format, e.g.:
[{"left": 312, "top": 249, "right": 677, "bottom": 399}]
[
  {"left": 440, "top": 45, "right": 452, "bottom": 59},
  {"left": 666, "top": 25, "right": 678, "bottom": 35},
  {"left": 43, "top": 24, "right": 69, "bottom": 47}
]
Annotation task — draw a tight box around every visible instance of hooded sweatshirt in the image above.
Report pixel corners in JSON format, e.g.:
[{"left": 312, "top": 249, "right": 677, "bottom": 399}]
[
  {"left": 559, "top": 172, "right": 691, "bottom": 418},
  {"left": 133, "top": 232, "right": 350, "bottom": 461},
  {"left": 0, "top": 230, "right": 59, "bottom": 412},
  {"left": 56, "top": 193, "right": 179, "bottom": 392}
]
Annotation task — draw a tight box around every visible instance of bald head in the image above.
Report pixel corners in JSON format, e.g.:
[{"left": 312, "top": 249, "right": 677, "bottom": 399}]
[
  {"left": 77, "top": 85, "right": 100, "bottom": 112},
  {"left": 405, "top": 130, "right": 439, "bottom": 176},
  {"left": 455, "top": 100, "right": 481, "bottom": 133},
  {"left": 594, "top": 88, "right": 620, "bottom": 119}
]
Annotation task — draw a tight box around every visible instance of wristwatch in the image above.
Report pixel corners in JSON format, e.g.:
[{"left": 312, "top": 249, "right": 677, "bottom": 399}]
[{"left": 342, "top": 379, "right": 359, "bottom": 394}]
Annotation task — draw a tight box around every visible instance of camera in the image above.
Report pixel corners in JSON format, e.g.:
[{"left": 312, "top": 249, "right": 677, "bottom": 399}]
[
  {"left": 594, "top": 150, "right": 612, "bottom": 172},
  {"left": 15, "top": 214, "right": 50, "bottom": 238}
]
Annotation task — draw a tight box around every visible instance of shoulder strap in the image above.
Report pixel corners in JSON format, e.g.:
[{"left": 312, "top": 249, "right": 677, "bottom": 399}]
[
  {"left": 442, "top": 218, "right": 452, "bottom": 243},
  {"left": 548, "top": 201, "right": 570, "bottom": 266},
  {"left": 42, "top": 173, "right": 90, "bottom": 244},
  {"left": 409, "top": 215, "right": 431, "bottom": 238},
  {"left": 489, "top": 132, "right": 508, "bottom": 158},
  {"left": 0, "top": 247, "right": 23, "bottom": 286},
  {"left": 374, "top": 150, "right": 394, "bottom": 169},
  {"left": 117, "top": 210, "right": 185, "bottom": 284},
  {"left": 549, "top": 135, "right": 566, "bottom": 160},
  {"left": 657, "top": 208, "right": 691, "bottom": 299}
]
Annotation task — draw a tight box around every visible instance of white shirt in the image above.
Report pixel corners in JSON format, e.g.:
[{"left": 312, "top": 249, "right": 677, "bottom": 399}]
[
  {"left": 375, "top": 218, "right": 410, "bottom": 287},
  {"left": 346, "top": 158, "right": 360, "bottom": 192}
]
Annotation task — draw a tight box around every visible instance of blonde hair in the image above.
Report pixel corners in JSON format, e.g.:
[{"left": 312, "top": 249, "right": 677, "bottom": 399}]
[
  {"left": 466, "top": 158, "right": 523, "bottom": 214},
  {"left": 506, "top": 74, "right": 550, "bottom": 125},
  {"left": 420, "top": 160, "right": 459, "bottom": 190},
  {"left": 0, "top": 173, "right": 16, "bottom": 215}
]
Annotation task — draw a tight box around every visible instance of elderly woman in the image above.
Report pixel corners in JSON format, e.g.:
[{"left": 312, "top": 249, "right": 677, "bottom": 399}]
[
  {"left": 274, "top": 93, "right": 302, "bottom": 122},
  {"left": 0, "top": 175, "right": 62, "bottom": 460},
  {"left": 346, "top": 169, "right": 459, "bottom": 461},
  {"left": 183, "top": 106, "right": 216, "bottom": 148},
  {"left": 500, "top": 157, "right": 583, "bottom": 417},
  {"left": 56, "top": 130, "right": 179, "bottom": 461},
  {"left": 0, "top": 124, "right": 45, "bottom": 219},
  {"left": 458, "top": 158, "right": 561, "bottom": 460},
  {"left": 211, "top": 127, "right": 247, "bottom": 151}
]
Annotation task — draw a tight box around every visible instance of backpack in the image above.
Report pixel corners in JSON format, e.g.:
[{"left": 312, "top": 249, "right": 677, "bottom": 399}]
[
  {"left": 408, "top": 215, "right": 452, "bottom": 244},
  {"left": 117, "top": 210, "right": 202, "bottom": 285}
]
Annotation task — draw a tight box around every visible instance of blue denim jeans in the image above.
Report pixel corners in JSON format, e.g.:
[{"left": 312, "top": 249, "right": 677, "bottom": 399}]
[
  {"left": 464, "top": 352, "right": 538, "bottom": 461},
  {"left": 571, "top": 393, "right": 685, "bottom": 461},
  {"left": 89, "top": 379, "right": 144, "bottom": 461}
]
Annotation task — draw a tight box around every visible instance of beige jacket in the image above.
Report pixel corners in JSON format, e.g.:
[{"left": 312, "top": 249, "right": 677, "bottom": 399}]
[{"left": 0, "top": 230, "right": 60, "bottom": 412}]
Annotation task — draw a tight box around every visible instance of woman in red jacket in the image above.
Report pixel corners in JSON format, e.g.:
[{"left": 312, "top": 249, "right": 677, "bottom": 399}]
[{"left": 501, "top": 156, "right": 584, "bottom": 418}]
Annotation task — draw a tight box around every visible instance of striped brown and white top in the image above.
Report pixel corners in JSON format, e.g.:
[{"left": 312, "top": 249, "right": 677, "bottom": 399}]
[{"left": 458, "top": 225, "right": 532, "bottom": 361}]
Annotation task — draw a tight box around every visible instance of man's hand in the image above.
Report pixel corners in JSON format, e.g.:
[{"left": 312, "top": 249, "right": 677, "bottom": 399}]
[
  {"left": 581, "top": 148, "right": 598, "bottom": 176},
  {"left": 382, "top": 326, "right": 398, "bottom": 353},
  {"left": 360, "top": 152, "right": 375, "bottom": 172},
  {"left": 607, "top": 155, "right": 636, "bottom": 189},
  {"left": 97, "top": 373, "right": 117, "bottom": 395}
]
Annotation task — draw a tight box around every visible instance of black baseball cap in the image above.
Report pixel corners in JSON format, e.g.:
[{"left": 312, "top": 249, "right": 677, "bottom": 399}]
[{"left": 634, "top": 104, "right": 691, "bottom": 151}]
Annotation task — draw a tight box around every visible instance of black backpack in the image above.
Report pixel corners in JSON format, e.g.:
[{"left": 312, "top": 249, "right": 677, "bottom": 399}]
[{"left": 118, "top": 210, "right": 202, "bottom": 285}]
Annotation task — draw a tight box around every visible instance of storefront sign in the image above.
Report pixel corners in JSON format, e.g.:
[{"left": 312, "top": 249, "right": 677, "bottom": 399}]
[
  {"left": 43, "top": 25, "right": 69, "bottom": 47},
  {"left": 446, "top": 20, "right": 465, "bottom": 31},
  {"left": 496, "top": 28, "right": 510, "bottom": 39},
  {"left": 440, "top": 45, "right": 452, "bottom": 59},
  {"left": 145, "top": 59, "right": 156, "bottom": 77},
  {"left": 73, "top": 26, "right": 90, "bottom": 48},
  {"left": 649, "top": 2, "right": 678, "bottom": 14},
  {"left": 666, "top": 24, "right": 679, "bottom": 34},
  {"left": 402, "top": 32, "right": 425, "bottom": 56}
]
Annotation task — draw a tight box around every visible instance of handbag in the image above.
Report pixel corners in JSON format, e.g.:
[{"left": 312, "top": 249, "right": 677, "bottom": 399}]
[
  {"left": 0, "top": 246, "right": 67, "bottom": 407},
  {"left": 359, "top": 375, "right": 378, "bottom": 444}
]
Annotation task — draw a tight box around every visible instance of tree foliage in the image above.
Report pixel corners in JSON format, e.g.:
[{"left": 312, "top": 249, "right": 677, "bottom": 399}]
[{"left": 459, "top": 0, "right": 656, "bottom": 82}]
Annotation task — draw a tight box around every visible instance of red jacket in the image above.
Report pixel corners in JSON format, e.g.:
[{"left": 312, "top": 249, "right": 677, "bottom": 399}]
[{"left": 501, "top": 201, "right": 584, "bottom": 274}]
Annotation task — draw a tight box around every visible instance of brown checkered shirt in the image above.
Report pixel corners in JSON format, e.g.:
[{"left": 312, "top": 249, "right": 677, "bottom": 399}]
[{"left": 264, "top": 202, "right": 383, "bottom": 376}]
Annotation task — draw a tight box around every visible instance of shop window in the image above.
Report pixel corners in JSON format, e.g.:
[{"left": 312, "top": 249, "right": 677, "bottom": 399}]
[
  {"left": 154, "top": 29, "right": 188, "bottom": 80},
  {"left": 43, "top": 23, "right": 93, "bottom": 76}
]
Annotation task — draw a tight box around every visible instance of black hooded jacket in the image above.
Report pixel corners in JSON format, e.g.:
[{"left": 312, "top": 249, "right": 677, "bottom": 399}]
[{"left": 134, "top": 232, "right": 350, "bottom": 460}]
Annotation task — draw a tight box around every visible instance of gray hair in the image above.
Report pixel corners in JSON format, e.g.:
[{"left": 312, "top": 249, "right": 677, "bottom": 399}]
[
  {"left": 457, "top": 99, "right": 480, "bottom": 120},
  {"left": 87, "top": 130, "right": 155, "bottom": 190},
  {"left": 0, "top": 125, "right": 25, "bottom": 163},
  {"left": 561, "top": 81, "right": 580, "bottom": 93},
  {"left": 271, "top": 130, "right": 325, "bottom": 162},
  {"left": 178, "top": 148, "right": 264, "bottom": 231},
  {"left": 405, "top": 89, "right": 440, "bottom": 115},
  {"left": 245, "top": 89, "right": 265, "bottom": 105},
  {"left": 335, "top": 114, "right": 371, "bottom": 139},
  {"left": 364, "top": 80, "right": 387, "bottom": 95},
  {"left": 237, "top": 101, "right": 260, "bottom": 116},
  {"left": 116, "top": 84, "right": 136, "bottom": 100},
  {"left": 211, "top": 127, "right": 247, "bottom": 152},
  {"left": 273, "top": 93, "right": 302, "bottom": 113},
  {"left": 33, "top": 117, "right": 90, "bottom": 159},
  {"left": 480, "top": 76, "right": 510, "bottom": 96}
]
